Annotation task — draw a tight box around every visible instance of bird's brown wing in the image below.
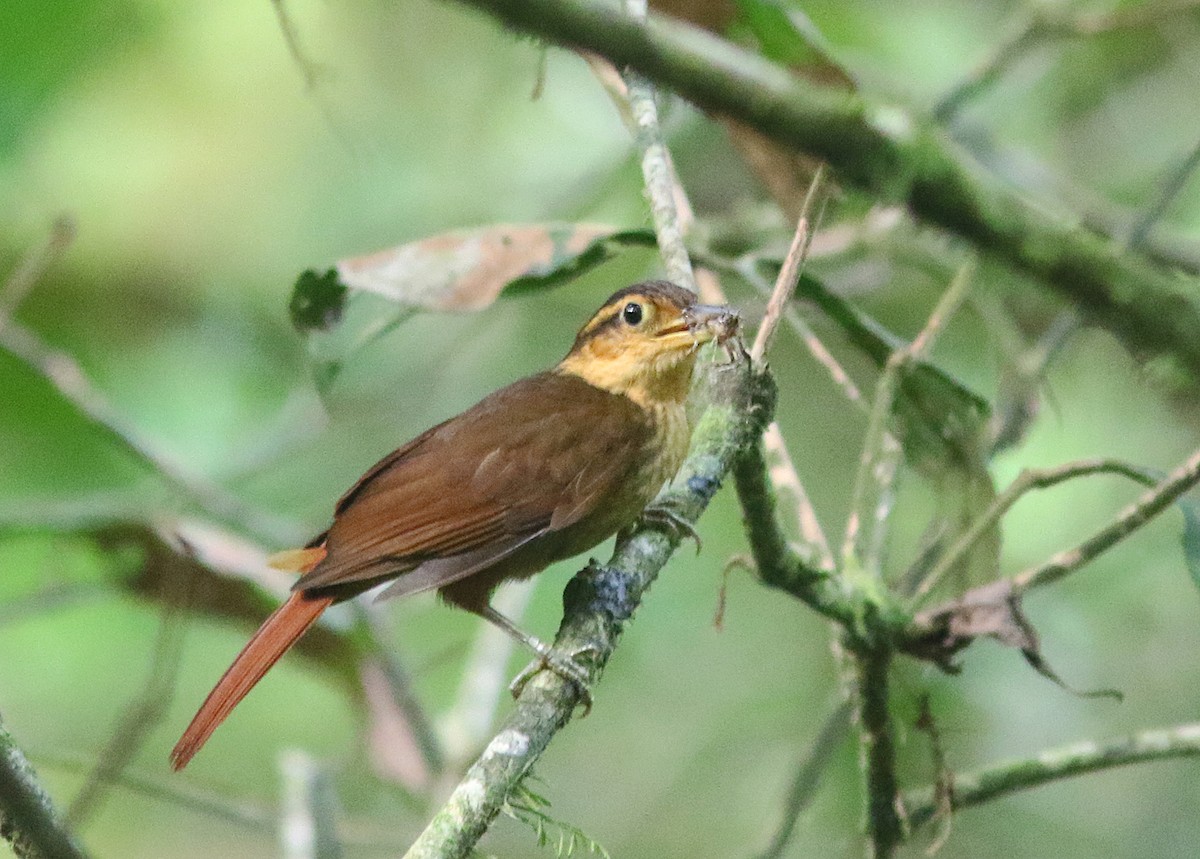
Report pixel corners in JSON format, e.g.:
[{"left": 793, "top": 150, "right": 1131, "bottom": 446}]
[{"left": 293, "top": 372, "right": 652, "bottom": 598}]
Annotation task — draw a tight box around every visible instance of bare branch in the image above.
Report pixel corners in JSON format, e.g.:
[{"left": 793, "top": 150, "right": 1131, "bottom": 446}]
[
  {"left": 619, "top": 0, "right": 695, "bottom": 292},
  {"left": 904, "top": 723, "right": 1200, "bottom": 833},
  {"left": 842, "top": 261, "right": 974, "bottom": 573},
  {"left": 756, "top": 699, "right": 853, "bottom": 859},
  {"left": 913, "top": 458, "right": 1156, "bottom": 602},
  {"left": 1014, "top": 446, "right": 1200, "bottom": 593}
]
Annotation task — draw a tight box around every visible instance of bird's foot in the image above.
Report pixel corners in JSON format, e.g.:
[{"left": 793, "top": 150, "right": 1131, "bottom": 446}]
[
  {"left": 509, "top": 642, "right": 598, "bottom": 716},
  {"left": 638, "top": 500, "right": 702, "bottom": 553}
]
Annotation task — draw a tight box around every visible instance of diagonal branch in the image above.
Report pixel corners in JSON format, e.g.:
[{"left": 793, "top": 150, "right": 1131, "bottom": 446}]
[
  {"left": 403, "top": 358, "right": 773, "bottom": 859},
  {"left": 0, "top": 718, "right": 90, "bottom": 859},
  {"left": 450, "top": 0, "right": 1200, "bottom": 384},
  {"left": 1014, "top": 446, "right": 1200, "bottom": 593},
  {"left": 904, "top": 723, "right": 1200, "bottom": 833}
]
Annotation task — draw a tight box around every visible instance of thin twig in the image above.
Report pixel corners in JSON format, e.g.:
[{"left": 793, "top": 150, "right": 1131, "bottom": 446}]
[
  {"left": 269, "top": 0, "right": 322, "bottom": 91},
  {"left": 34, "top": 748, "right": 406, "bottom": 850},
  {"left": 0, "top": 718, "right": 89, "bottom": 859},
  {"left": 912, "top": 459, "right": 1156, "bottom": 602},
  {"left": 842, "top": 261, "right": 974, "bottom": 573},
  {"left": 750, "top": 169, "right": 823, "bottom": 362},
  {"left": 913, "top": 697, "right": 953, "bottom": 855},
  {"left": 0, "top": 320, "right": 302, "bottom": 545},
  {"left": 904, "top": 723, "right": 1200, "bottom": 832},
  {"left": 0, "top": 216, "right": 75, "bottom": 327},
  {"left": 357, "top": 603, "right": 446, "bottom": 783},
  {"left": 756, "top": 699, "right": 853, "bottom": 859},
  {"left": 1014, "top": 445, "right": 1200, "bottom": 593},
  {"left": 932, "top": 9, "right": 1042, "bottom": 122},
  {"left": 780, "top": 302, "right": 866, "bottom": 409},
  {"left": 66, "top": 563, "right": 196, "bottom": 826},
  {"left": 750, "top": 216, "right": 810, "bottom": 363},
  {"left": 620, "top": 0, "right": 696, "bottom": 292},
  {"left": 760, "top": 423, "right": 835, "bottom": 571},
  {"left": 0, "top": 583, "right": 108, "bottom": 629},
  {"left": 279, "top": 750, "right": 342, "bottom": 859},
  {"left": 1127, "top": 138, "right": 1200, "bottom": 250}
]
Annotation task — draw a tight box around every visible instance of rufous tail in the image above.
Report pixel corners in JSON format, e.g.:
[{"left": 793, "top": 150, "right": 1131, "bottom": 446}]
[{"left": 171, "top": 548, "right": 330, "bottom": 771}]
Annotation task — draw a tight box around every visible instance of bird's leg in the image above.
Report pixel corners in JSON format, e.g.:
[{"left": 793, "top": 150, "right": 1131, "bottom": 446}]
[
  {"left": 477, "top": 604, "right": 596, "bottom": 714},
  {"left": 635, "top": 498, "right": 702, "bottom": 553}
]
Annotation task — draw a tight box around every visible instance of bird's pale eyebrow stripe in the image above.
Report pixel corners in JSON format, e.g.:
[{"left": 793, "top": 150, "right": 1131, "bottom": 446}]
[
  {"left": 577, "top": 293, "right": 649, "bottom": 341},
  {"left": 578, "top": 307, "right": 620, "bottom": 337}
]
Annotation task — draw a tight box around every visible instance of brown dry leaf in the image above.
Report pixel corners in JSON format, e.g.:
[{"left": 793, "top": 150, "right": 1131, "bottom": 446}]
[
  {"left": 335, "top": 223, "right": 625, "bottom": 312},
  {"left": 910, "top": 580, "right": 1121, "bottom": 700},
  {"left": 93, "top": 521, "right": 362, "bottom": 678}
]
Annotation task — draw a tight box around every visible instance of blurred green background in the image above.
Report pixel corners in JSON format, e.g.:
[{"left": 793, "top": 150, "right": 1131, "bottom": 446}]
[{"left": 3, "top": 1, "right": 1200, "bottom": 857}]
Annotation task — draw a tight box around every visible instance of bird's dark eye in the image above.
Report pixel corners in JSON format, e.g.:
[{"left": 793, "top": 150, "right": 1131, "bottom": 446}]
[{"left": 622, "top": 302, "right": 644, "bottom": 326}]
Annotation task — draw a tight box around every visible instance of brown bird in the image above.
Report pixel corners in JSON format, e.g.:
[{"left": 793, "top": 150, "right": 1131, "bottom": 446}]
[{"left": 170, "top": 281, "right": 736, "bottom": 770}]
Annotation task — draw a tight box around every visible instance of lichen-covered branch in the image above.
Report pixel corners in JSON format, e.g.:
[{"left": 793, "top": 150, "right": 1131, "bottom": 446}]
[
  {"left": 403, "top": 359, "right": 773, "bottom": 858},
  {"left": 452, "top": 0, "right": 1200, "bottom": 383},
  {"left": 904, "top": 723, "right": 1200, "bottom": 832},
  {"left": 0, "top": 719, "right": 89, "bottom": 859}
]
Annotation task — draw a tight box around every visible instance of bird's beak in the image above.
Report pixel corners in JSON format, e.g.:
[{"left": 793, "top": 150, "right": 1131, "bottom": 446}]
[{"left": 682, "top": 303, "right": 740, "bottom": 345}]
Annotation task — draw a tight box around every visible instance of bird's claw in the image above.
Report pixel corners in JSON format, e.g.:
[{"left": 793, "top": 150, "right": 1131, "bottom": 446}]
[
  {"left": 639, "top": 501, "right": 702, "bottom": 554},
  {"left": 509, "top": 644, "right": 598, "bottom": 716}
]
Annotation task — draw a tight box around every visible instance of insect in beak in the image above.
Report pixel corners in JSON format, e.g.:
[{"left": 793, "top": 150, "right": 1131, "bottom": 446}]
[{"left": 680, "top": 304, "right": 742, "bottom": 359}]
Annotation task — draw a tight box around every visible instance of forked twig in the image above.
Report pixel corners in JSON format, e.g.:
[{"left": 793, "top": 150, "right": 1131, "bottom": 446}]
[
  {"left": 842, "top": 260, "right": 974, "bottom": 574},
  {"left": 912, "top": 459, "right": 1156, "bottom": 602},
  {"left": 1014, "top": 446, "right": 1200, "bottom": 593}
]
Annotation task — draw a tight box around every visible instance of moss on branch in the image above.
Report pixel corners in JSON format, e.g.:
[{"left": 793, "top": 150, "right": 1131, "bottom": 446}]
[{"left": 454, "top": 0, "right": 1200, "bottom": 383}]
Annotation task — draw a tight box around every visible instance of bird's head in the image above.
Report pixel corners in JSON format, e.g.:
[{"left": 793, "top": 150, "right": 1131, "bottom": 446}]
[{"left": 557, "top": 281, "right": 738, "bottom": 407}]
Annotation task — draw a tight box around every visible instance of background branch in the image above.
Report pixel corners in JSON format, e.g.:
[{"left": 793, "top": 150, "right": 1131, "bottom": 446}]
[
  {"left": 0, "top": 718, "right": 89, "bottom": 859},
  {"left": 904, "top": 723, "right": 1200, "bottom": 833},
  {"left": 1015, "top": 446, "right": 1200, "bottom": 593},
  {"left": 453, "top": 0, "right": 1200, "bottom": 383}
]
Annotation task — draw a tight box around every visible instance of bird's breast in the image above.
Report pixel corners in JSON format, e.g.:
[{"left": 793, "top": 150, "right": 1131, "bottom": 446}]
[{"left": 641, "top": 400, "right": 691, "bottom": 494}]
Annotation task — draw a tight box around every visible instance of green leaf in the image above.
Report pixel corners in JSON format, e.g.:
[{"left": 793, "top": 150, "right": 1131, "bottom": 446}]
[
  {"left": 290, "top": 268, "right": 348, "bottom": 334},
  {"left": 732, "top": 0, "right": 857, "bottom": 91}
]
